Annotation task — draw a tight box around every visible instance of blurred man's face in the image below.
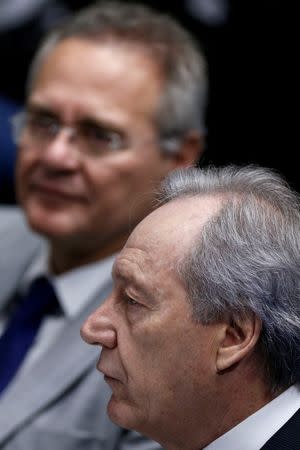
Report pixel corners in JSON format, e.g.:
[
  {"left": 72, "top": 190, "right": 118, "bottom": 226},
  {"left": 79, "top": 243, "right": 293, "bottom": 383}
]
[
  {"left": 16, "top": 38, "right": 178, "bottom": 261},
  {"left": 81, "top": 196, "right": 223, "bottom": 448}
]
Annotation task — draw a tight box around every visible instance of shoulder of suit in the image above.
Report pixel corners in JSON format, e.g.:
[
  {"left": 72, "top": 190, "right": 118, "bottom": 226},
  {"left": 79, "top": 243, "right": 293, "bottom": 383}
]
[
  {"left": 0, "top": 205, "right": 28, "bottom": 229},
  {"left": 0, "top": 207, "right": 46, "bottom": 306}
]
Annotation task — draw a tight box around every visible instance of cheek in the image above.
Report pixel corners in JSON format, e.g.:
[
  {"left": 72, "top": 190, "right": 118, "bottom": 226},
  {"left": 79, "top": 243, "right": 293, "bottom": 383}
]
[
  {"left": 128, "top": 319, "right": 213, "bottom": 387},
  {"left": 123, "top": 327, "right": 175, "bottom": 384},
  {"left": 125, "top": 345, "right": 192, "bottom": 422},
  {"left": 98, "top": 151, "right": 165, "bottom": 187},
  {"left": 87, "top": 156, "right": 155, "bottom": 214},
  {"left": 88, "top": 156, "right": 138, "bottom": 189},
  {"left": 132, "top": 337, "right": 210, "bottom": 410},
  {"left": 112, "top": 156, "right": 152, "bottom": 188}
]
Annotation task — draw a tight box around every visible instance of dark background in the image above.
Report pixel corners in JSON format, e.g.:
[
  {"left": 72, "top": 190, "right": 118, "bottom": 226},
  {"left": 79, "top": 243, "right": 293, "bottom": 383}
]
[{"left": 0, "top": 0, "right": 292, "bottom": 203}]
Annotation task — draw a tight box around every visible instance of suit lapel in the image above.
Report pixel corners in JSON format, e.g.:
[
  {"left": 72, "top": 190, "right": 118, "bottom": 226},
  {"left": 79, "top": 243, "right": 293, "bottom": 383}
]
[
  {"left": 0, "top": 280, "right": 112, "bottom": 444},
  {"left": 260, "top": 407, "right": 300, "bottom": 449},
  {"left": 0, "top": 210, "right": 43, "bottom": 310}
]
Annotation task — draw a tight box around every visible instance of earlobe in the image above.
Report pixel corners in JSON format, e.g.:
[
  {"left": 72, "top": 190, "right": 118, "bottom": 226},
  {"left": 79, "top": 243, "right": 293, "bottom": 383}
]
[{"left": 216, "top": 314, "right": 262, "bottom": 372}]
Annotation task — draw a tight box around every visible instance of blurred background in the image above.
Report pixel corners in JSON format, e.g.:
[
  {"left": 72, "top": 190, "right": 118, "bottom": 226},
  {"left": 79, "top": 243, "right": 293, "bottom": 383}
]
[{"left": 0, "top": 0, "right": 291, "bottom": 204}]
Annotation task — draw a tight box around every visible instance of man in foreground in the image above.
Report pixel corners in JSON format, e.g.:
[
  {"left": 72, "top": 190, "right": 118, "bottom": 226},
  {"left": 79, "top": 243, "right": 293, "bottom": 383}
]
[
  {"left": 0, "top": 1, "right": 206, "bottom": 448},
  {"left": 82, "top": 165, "right": 300, "bottom": 450}
]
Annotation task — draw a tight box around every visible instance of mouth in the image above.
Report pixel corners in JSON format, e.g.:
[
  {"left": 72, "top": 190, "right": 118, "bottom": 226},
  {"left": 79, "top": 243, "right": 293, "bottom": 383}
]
[
  {"left": 97, "top": 362, "right": 122, "bottom": 385},
  {"left": 29, "top": 181, "right": 86, "bottom": 203},
  {"left": 104, "top": 375, "right": 120, "bottom": 385}
]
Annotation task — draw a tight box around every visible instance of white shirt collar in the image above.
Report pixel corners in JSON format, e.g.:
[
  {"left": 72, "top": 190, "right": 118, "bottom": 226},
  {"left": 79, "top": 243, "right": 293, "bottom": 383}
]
[
  {"left": 21, "top": 247, "right": 115, "bottom": 318},
  {"left": 205, "top": 384, "right": 300, "bottom": 450}
]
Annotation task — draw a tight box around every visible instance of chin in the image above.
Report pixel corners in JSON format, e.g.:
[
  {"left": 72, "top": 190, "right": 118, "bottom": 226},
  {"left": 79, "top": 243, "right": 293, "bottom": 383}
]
[
  {"left": 107, "top": 396, "right": 145, "bottom": 432},
  {"left": 107, "top": 397, "right": 160, "bottom": 446},
  {"left": 25, "top": 203, "right": 75, "bottom": 239}
]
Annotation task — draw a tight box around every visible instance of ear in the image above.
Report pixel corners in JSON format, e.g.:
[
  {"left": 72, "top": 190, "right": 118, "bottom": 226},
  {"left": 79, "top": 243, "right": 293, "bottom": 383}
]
[
  {"left": 171, "top": 131, "right": 205, "bottom": 169},
  {"left": 216, "top": 314, "right": 262, "bottom": 372}
]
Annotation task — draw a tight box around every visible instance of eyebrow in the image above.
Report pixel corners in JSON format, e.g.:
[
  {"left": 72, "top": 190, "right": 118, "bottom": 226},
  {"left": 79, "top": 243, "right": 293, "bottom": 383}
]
[
  {"left": 26, "top": 104, "right": 58, "bottom": 118},
  {"left": 112, "top": 263, "right": 138, "bottom": 287},
  {"left": 112, "top": 262, "right": 151, "bottom": 299}
]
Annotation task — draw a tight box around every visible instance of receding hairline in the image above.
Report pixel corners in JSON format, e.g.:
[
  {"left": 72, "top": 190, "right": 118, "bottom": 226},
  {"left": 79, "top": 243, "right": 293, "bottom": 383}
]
[
  {"left": 29, "top": 35, "right": 166, "bottom": 95},
  {"left": 26, "top": 7, "right": 200, "bottom": 96}
]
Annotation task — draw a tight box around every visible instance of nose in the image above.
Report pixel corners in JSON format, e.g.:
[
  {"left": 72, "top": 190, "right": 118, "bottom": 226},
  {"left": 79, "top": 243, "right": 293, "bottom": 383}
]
[
  {"left": 80, "top": 299, "right": 117, "bottom": 349},
  {"left": 40, "top": 128, "right": 79, "bottom": 169}
]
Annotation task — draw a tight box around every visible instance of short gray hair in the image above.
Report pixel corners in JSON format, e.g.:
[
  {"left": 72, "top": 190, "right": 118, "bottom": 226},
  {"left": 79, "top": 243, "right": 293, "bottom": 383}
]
[
  {"left": 27, "top": 1, "right": 208, "bottom": 153},
  {"left": 159, "top": 165, "right": 300, "bottom": 393}
]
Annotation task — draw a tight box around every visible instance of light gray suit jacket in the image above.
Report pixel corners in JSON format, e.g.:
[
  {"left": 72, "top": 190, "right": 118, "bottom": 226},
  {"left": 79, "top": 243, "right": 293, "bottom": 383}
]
[{"left": 0, "top": 207, "right": 162, "bottom": 450}]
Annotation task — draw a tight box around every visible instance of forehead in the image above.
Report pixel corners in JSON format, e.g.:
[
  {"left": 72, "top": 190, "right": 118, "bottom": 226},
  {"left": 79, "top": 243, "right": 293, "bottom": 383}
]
[
  {"left": 116, "top": 195, "right": 222, "bottom": 276},
  {"left": 29, "top": 37, "right": 164, "bottom": 123}
]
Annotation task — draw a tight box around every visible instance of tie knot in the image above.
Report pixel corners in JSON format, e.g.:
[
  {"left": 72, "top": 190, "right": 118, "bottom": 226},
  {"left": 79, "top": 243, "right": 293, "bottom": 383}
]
[{"left": 17, "top": 276, "right": 59, "bottom": 323}]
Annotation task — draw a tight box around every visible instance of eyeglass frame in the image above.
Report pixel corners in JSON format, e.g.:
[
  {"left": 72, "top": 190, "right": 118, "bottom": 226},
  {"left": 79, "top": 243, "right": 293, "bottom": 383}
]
[
  {"left": 10, "top": 109, "right": 133, "bottom": 158},
  {"left": 11, "top": 109, "right": 182, "bottom": 158}
]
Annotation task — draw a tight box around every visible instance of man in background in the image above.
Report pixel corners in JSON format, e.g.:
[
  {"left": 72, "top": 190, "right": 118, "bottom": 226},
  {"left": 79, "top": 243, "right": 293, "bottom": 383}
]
[
  {"left": 82, "top": 165, "right": 300, "bottom": 450},
  {"left": 0, "top": 1, "right": 207, "bottom": 448}
]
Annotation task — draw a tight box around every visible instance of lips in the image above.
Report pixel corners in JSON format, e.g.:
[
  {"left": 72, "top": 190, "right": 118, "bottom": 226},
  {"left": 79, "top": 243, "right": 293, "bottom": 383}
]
[
  {"left": 104, "top": 375, "right": 120, "bottom": 387},
  {"left": 29, "top": 179, "right": 87, "bottom": 202},
  {"left": 97, "top": 363, "right": 116, "bottom": 380},
  {"left": 97, "top": 361, "right": 122, "bottom": 384},
  {"left": 102, "top": 372, "right": 122, "bottom": 389},
  {"left": 96, "top": 349, "right": 126, "bottom": 384}
]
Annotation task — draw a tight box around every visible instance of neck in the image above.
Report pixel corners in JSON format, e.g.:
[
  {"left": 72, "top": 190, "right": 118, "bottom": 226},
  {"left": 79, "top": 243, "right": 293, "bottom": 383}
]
[
  {"left": 49, "top": 232, "right": 129, "bottom": 274},
  {"left": 152, "top": 369, "right": 278, "bottom": 450}
]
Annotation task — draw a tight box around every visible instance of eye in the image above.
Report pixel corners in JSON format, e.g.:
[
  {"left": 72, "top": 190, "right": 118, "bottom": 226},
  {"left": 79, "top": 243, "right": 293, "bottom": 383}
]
[
  {"left": 27, "top": 112, "right": 59, "bottom": 136},
  {"left": 125, "top": 295, "right": 140, "bottom": 307},
  {"left": 80, "top": 122, "right": 124, "bottom": 153}
]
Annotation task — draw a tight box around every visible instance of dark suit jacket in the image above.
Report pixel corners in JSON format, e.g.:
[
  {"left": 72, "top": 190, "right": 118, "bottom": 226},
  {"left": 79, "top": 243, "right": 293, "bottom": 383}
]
[{"left": 261, "top": 407, "right": 300, "bottom": 449}]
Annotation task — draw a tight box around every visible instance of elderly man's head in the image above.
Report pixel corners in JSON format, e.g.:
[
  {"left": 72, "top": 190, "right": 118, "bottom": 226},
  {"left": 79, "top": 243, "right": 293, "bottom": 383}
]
[
  {"left": 82, "top": 165, "right": 300, "bottom": 449},
  {"left": 13, "top": 1, "right": 207, "bottom": 273}
]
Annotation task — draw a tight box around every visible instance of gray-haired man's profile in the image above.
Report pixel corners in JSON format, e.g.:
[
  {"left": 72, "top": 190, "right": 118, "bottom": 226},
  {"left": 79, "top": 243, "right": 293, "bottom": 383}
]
[
  {"left": 82, "top": 165, "right": 300, "bottom": 450},
  {"left": 0, "top": 2, "right": 207, "bottom": 449}
]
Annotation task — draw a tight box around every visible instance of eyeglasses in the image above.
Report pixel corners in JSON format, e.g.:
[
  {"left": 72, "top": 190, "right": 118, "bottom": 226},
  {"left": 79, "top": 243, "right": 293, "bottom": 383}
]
[{"left": 11, "top": 110, "right": 127, "bottom": 158}]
